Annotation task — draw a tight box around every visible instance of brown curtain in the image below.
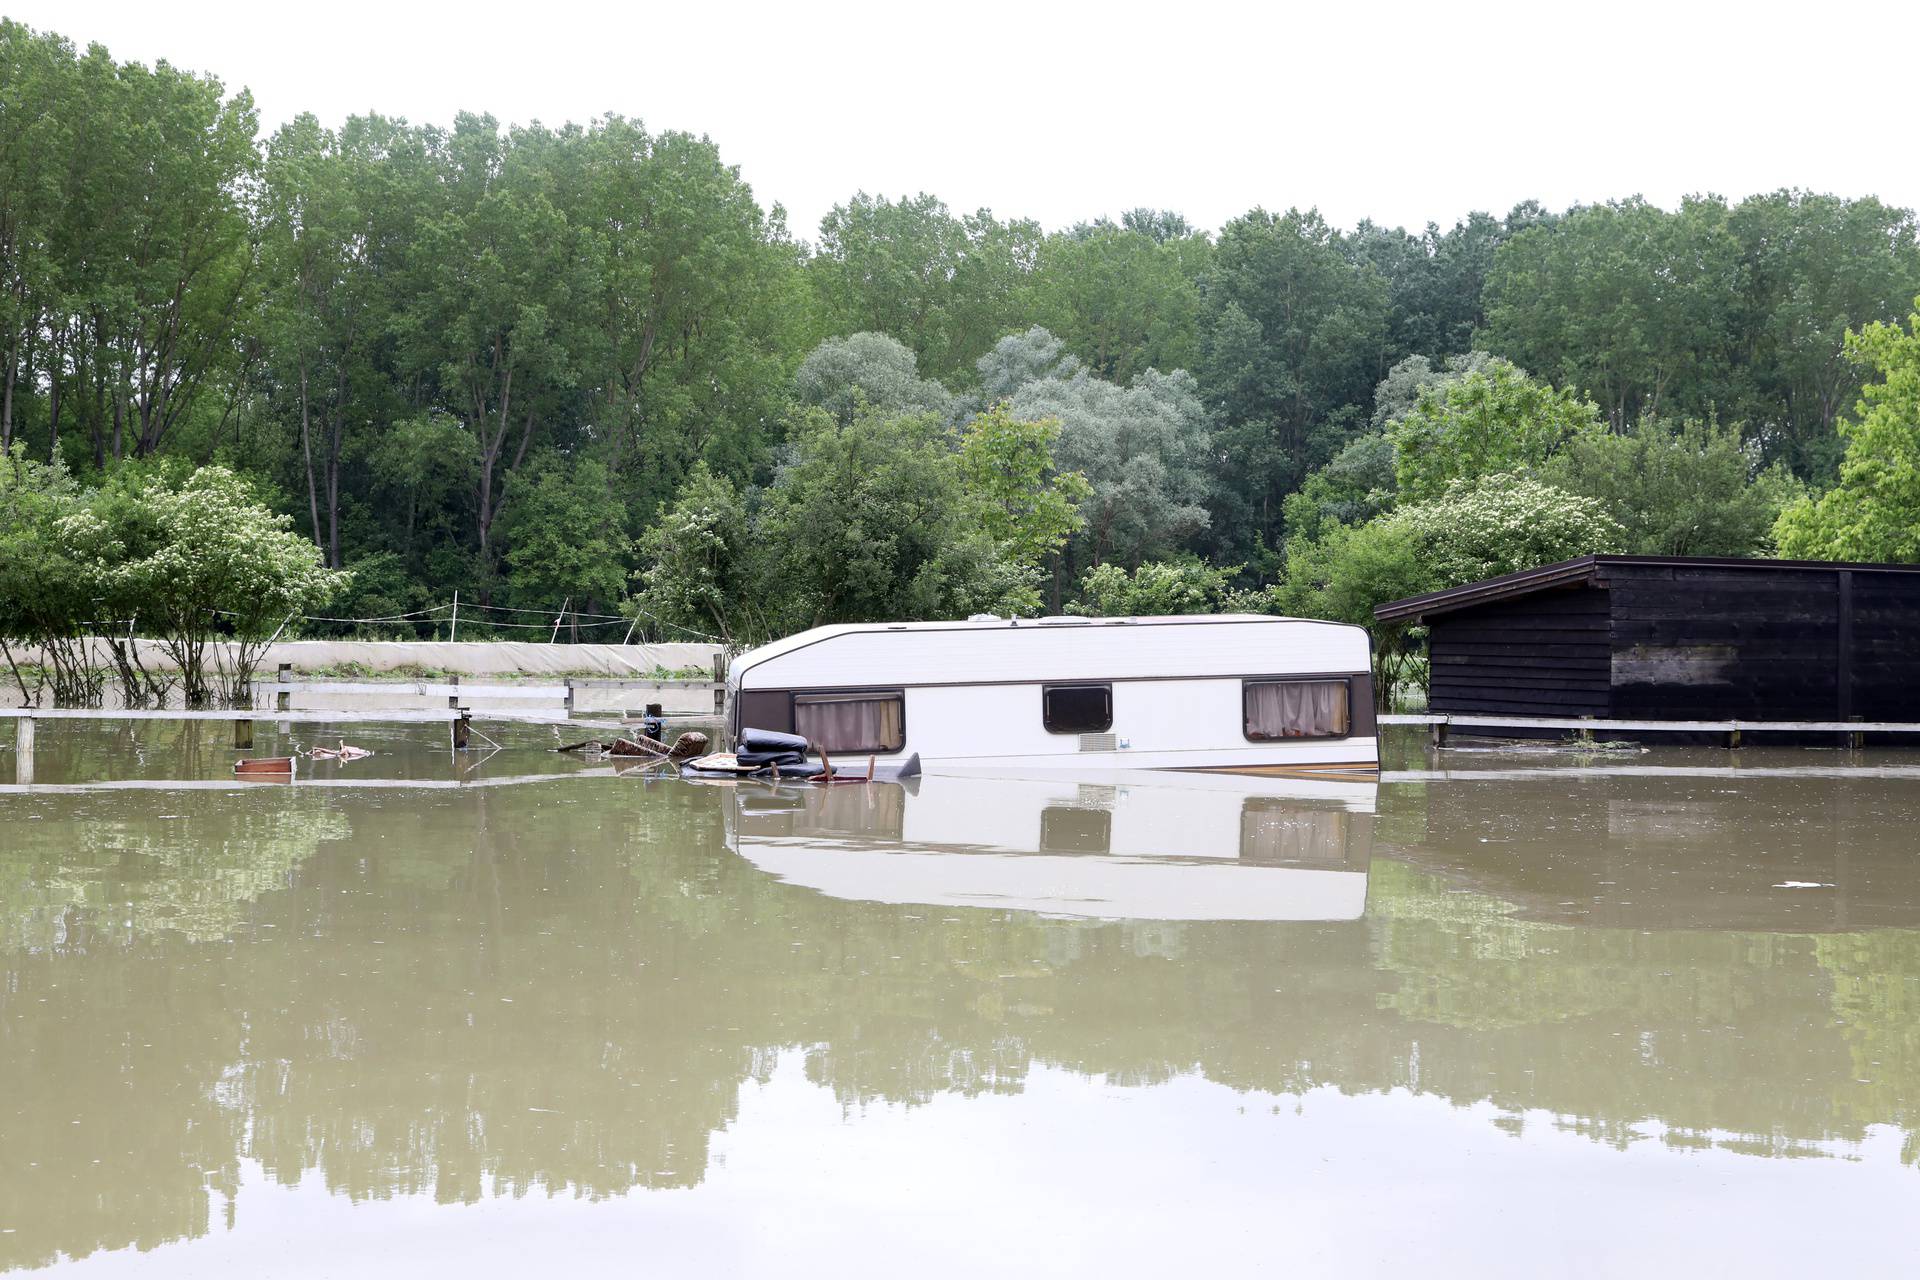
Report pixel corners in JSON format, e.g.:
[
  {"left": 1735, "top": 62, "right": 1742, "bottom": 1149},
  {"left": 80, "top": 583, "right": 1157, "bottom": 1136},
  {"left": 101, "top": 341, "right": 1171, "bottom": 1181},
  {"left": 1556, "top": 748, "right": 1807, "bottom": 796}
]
[
  {"left": 1245, "top": 680, "right": 1349, "bottom": 740},
  {"left": 795, "top": 694, "right": 905, "bottom": 753}
]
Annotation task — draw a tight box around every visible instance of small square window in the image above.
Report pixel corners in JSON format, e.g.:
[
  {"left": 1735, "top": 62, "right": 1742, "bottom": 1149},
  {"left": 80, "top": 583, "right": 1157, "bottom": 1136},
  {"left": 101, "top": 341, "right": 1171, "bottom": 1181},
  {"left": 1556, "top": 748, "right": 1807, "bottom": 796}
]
[{"left": 1044, "top": 684, "right": 1112, "bottom": 734}]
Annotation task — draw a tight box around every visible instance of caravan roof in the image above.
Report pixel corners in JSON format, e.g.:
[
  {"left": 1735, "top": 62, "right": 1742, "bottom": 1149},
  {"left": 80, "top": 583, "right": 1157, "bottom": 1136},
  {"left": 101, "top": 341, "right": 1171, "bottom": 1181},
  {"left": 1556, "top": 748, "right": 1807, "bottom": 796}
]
[{"left": 731, "top": 614, "right": 1370, "bottom": 691}]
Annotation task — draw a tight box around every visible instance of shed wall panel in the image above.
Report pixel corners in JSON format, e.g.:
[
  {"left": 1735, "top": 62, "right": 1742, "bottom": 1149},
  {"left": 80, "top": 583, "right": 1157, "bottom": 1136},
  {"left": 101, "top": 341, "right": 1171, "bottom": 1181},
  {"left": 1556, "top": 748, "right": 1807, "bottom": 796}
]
[
  {"left": 1605, "top": 565, "right": 1840, "bottom": 719},
  {"left": 1427, "top": 586, "right": 1611, "bottom": 718}
]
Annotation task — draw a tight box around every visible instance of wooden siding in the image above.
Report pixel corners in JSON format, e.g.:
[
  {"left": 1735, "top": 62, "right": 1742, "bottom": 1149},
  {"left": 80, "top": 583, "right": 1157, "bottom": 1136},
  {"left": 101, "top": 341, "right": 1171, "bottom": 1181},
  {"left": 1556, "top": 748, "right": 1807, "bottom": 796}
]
[
  {"left": 1427, "top": 586, "right": 1610, "bottom": 717},
  {"left": 1605, "top": 564, "right": 1839, "bottom": 719},
  {"left": 1851, "top": 572, "right": 1920, "bottom": 720},
  {"left": 1418, "top": 561, "right": 1920, "bottom": 728}
]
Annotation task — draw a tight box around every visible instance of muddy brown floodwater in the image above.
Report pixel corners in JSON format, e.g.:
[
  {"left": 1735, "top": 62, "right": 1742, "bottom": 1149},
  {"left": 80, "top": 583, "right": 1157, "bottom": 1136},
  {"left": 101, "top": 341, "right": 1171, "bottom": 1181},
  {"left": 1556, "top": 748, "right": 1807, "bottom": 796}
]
[{"left": 3, "top": 723, "right": 1920, "bottom": 1276}]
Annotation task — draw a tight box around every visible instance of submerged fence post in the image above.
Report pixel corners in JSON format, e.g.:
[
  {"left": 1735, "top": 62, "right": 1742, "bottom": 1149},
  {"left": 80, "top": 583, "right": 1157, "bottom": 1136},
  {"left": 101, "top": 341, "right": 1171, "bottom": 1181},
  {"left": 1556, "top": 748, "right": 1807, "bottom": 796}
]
[
  {"left": 1848, "top": 715, "right": 1864, "bottom": 751},
  {"left": 16, "top": 715, "right": 33, "bottom": 786},
  {"left": 276, "top": 663, "right": 292, "bottom": 713},
  {"left": 449, "top": 675, "right": 469, "bottom": 749},
  {"left": 232, "top": 718, "right": 254, "bottom": 750},
  {"left": 564, "top": 679, "right": 575, "bottom": 718}
]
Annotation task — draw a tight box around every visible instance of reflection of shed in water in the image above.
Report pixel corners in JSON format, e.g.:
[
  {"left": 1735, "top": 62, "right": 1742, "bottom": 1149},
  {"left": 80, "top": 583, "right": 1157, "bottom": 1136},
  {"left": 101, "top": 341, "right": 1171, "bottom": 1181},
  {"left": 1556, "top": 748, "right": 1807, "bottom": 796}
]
[
  {"left": 726, "top": 773, "right": 1375, "bottom": 921},
  {"left": 1381, "top": 765, "right": 1920, "bottom": 932}
]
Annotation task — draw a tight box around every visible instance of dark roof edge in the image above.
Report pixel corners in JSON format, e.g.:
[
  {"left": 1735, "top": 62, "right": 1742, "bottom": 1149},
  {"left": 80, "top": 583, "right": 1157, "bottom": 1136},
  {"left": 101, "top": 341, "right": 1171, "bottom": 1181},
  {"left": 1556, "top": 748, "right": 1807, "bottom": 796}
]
[
  {"left": 1373, "top": 554, "right": 1920, "bottom": 623},
  {"left": 1373, "top": 556, "right": 1600, "bottom": 622}
]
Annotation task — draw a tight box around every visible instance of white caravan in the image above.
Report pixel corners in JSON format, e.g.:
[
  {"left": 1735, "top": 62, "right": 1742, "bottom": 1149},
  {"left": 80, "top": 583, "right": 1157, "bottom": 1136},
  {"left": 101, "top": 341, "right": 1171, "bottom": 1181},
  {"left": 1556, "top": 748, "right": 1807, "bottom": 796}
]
[
  {"left": 725, "top": 614, "right": 1376, "bottom": 775},
  {"left": 726, "top": 770, "right": 1376, "bottom": 922}
]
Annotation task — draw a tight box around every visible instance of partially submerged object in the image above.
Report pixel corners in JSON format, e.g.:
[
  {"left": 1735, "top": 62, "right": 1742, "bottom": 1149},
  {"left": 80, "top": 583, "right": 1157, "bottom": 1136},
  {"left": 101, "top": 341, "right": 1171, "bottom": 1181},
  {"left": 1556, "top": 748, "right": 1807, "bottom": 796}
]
[
  {"left": 725, "top": 614, "right": 1378, "bottom": 775},
  {"left": 681, "top": 727, "right": 923, "bottom": 782},
  {"left": 556, "top": 730, "right": 710, "bottom": 761},
  {"left": 310, "top": 740, "right": 372, "bottom": 761},
  {"left": 233, "top": 755, "right": 296, "bottom": 776}
]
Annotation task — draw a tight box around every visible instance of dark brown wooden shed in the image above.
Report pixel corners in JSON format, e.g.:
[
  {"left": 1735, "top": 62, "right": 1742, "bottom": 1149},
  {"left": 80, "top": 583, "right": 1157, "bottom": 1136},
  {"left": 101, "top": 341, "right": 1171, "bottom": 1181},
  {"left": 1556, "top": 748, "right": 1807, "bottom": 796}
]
[{"left": 1374, "top": 555, "right": 1920, "bottom": 724}]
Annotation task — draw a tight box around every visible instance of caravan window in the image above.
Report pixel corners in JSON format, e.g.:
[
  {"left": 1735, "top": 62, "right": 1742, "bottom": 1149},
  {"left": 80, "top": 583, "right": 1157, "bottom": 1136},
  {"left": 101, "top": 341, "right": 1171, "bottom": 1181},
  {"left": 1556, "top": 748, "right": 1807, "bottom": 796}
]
[
  {"left": 794, "top": 692, "right": 905, "bottom": 754},
  {"left": 1243, "top": 679, "right": 1350, "bottom": 740},
  {"left": 1043, "top": 684, "right": 1112, "bottom": 734}
]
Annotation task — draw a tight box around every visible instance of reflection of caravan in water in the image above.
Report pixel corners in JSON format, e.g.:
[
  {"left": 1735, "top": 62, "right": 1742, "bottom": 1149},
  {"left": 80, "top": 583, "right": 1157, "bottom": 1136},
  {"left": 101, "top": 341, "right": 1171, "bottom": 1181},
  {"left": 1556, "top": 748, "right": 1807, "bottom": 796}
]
[
  {"left": 727, "top": 772, "right": 1375, "bottom": 921},
  {"left": 726, "top": 615, "right": 1376, "bottom": 774}
]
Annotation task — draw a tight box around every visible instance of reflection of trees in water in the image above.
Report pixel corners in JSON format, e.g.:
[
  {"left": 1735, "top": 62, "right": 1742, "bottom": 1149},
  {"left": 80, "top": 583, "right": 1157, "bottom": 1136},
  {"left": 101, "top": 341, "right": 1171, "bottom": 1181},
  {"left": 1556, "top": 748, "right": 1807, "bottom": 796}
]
[
  {"left": 1816, "top": 930, "right": 1920, "bottom": 1164},
  {"left": 3, "top": 775, "right": 1920, "bottom": 1269},
  {"left": 1, "top": 792, "right": 348, "bottom": 948}
]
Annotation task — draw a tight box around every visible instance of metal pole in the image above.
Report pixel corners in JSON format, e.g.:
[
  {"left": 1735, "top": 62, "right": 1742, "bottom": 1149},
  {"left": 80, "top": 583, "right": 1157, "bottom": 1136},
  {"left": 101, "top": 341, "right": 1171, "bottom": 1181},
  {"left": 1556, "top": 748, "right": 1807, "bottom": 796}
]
[
  {"left": 451, "top": 590, "right": 459, "bottom": 643},
  {"left": 550, "top": 598, "right": 570, "bottom": 645}
]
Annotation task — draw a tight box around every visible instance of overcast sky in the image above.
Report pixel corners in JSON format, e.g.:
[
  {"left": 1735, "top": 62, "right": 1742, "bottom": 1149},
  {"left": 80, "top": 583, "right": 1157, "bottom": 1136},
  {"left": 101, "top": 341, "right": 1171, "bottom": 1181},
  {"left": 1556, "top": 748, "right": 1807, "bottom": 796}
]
[{"left": 19, "top": 0, "right": 1920, "bottom": 241}]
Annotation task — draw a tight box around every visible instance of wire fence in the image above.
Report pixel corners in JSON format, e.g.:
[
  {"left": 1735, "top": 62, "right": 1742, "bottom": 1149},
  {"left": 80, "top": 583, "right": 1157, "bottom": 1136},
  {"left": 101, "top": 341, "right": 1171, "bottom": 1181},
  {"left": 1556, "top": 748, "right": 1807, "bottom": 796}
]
[{"left": 81, "top": 599, "right": 731, "bottom": 647}]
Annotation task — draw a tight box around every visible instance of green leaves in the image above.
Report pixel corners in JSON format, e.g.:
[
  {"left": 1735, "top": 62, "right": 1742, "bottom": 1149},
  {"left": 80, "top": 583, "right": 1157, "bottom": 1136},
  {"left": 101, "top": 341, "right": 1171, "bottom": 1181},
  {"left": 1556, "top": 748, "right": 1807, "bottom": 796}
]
[
  {"left": 958, "top": 403, "right": 1088, "bottom": 569},
  {"left": 1388, "top": 360, "right": 1603, "bottom": 500},
  {"left": 1542, "top": 417, "right": 1797, "bottom": 557},
  {"left": 0, "top": 453, "right": 343, "bottom": 704},
  {"left": 1775, "top": 305, "right": 1920, "bottom": 562},
  {"left": 1067, "top": 561, "right": 1233, "bottom": 617}
]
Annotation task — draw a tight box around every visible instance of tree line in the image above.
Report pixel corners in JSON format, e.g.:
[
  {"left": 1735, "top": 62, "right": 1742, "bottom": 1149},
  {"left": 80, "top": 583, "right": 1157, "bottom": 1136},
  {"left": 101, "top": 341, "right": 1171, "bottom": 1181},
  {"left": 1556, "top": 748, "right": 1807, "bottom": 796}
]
[{"left": 4, "top": 18, "right": 1920, "bottom": 675}]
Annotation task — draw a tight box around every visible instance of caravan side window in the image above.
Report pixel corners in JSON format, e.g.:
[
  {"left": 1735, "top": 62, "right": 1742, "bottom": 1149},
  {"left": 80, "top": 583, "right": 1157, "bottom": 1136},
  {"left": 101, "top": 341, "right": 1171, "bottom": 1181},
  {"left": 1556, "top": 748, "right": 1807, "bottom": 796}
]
[
  {"left": 1043, "top": 684, "right": 1112, "bottom": 734},
  {"left": 1243, "top": 679, "right": 1350, "bottom": 740},
  {"left": 794, "top": 692, "right": 905, "bottom": 754}
]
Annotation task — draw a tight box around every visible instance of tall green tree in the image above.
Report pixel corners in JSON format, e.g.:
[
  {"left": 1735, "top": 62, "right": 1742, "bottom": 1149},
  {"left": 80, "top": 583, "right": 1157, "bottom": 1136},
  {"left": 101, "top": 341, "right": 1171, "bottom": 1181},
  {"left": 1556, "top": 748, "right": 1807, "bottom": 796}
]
[
  {"left": 757, "top": 407, "right": 1035, "bottom": 628},
  {"left": 810, "top": 192, "right": 1038, "bottom": 382},
  {"left": 987, "top": 328, "right": 1212, "bottom": 569},
  {"left": 1775, "top": 305, "right": 1920, "bottom": 561},
  {"left": 1025, "top": 222, "right": 1206, "bottom": 381},
  {"left": 1481, "top": 196, "right": 1743, "bottom": 430},
  {"left": 1731, "top": 191, "right": 1920, "bottom": 477},
  {"left": 957, "top": 402, "right": 1088, "bottom": 569},
  {"left": 1199, "top": 207, "right": 1390, "bottom": 549}
]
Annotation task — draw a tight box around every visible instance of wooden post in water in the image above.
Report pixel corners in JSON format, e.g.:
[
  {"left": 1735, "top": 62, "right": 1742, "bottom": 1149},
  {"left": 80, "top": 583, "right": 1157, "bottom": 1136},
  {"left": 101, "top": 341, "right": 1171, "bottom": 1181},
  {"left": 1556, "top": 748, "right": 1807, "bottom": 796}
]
[
  {"left": 232, "top": 718, "right": 254, "bottom": 750},
  {"left": 15, "top": 715, "right": 33, "bottom": 786},
  {"left": 276, "top": 663, "right": 292, "bottom": 713},
  {"left": 564, "top": 679, "right": 575, "bottom": 717},
  {"left": 1848, "top": 714, "right": 1864, "bottom": 751},
  {"left": 449, "top": 675, "right": 468, "bottom": 749},
  {"left": 1430, "top": 719, "right": 1449, "bottom": 749}
]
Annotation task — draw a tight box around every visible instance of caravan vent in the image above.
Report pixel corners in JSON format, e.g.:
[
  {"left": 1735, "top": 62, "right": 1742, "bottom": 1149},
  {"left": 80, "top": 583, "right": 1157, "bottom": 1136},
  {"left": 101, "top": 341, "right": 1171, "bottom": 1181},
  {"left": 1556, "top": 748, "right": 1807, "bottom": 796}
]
[{"left": 1078, "top": 733, "right": 1118, "bottom": 752}]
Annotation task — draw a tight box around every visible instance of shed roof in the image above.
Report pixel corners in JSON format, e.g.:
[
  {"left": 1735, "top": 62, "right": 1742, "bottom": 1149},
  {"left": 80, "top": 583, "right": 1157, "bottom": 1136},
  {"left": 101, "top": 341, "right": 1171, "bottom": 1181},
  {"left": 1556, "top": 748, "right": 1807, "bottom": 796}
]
[{"left": 1373, "top": 554, "right": 1920, "bottom": 623}]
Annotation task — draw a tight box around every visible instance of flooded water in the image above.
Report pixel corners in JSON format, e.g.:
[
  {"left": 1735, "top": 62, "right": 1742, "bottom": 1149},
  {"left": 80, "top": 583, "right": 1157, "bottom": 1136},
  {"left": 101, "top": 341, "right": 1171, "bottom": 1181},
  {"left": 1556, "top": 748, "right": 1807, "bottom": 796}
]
[{"left": 4, "top": 723, "right": 1920, "bottom": 1276}]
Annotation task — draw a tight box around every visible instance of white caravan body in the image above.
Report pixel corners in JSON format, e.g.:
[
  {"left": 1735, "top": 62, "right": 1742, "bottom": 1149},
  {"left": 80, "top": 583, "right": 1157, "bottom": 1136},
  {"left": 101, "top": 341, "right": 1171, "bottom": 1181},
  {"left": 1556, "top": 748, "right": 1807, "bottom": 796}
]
[{"left": 726, "top": 614, "right": 1376, "bottom": 775}]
